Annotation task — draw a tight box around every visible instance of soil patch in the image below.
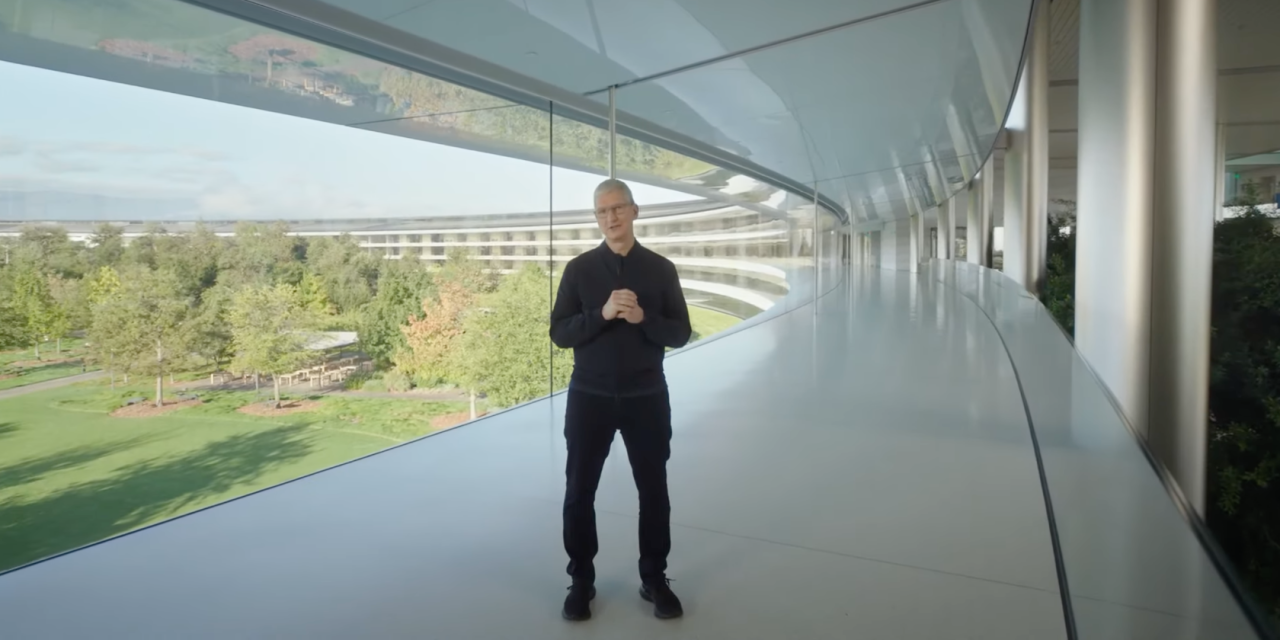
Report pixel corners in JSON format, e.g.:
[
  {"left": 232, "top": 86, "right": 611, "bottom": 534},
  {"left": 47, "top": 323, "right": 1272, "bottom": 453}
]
[
  {"left": 431, "top": 410, "right": 488, "bottom": 430},
  {"left": 237, "top": 400, "right": 321, "bottom": 417},
  {"left": 111, "top": 399, "right": 202, "bottom": 418}
]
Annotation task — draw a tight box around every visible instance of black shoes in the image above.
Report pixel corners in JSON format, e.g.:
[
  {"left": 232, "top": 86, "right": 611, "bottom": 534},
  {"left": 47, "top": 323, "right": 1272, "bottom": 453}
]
[
  {"left": 640, "top": 578, "right": 684, "bottom": 619},
  {"left": 562, "top": 583, "right": 596, "bottom": 621},
  {"left": 563, "top": 579, "right": 683, "bottom": 620}
]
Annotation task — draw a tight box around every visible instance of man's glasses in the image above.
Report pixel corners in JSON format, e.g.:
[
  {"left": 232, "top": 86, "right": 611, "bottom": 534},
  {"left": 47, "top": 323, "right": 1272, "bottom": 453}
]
[{"left": 594, "top": 203, "right": 633, "bottom": 219}]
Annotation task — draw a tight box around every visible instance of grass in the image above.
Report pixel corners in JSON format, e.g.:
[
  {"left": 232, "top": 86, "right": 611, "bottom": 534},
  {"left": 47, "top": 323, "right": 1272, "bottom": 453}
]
[
  {"left": 0, "top": 338, "right": 88, "bottom": 366},
  {"left": 688, "top": 305, "right": 742, "bottom": 342},
  {"left": 0, "top": 361, "right": 91, "bottom": 391},
  {"left": 0, "top": 339, "right": 96, "bottom": 391},
  {"left": 0, "top": 381, "right": 465, "bottom": 571}
]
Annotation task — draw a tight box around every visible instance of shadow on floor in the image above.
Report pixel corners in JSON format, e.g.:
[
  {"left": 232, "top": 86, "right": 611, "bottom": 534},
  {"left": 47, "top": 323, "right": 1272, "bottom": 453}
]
[{"left": 0, "top": 425, "right": 315, "bottom": 572}]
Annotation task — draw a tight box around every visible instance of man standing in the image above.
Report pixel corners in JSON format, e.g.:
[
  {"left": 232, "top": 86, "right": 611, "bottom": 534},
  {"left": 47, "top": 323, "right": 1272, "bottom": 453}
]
[{"left": 550, "top": 179, "right": 692, "bottom": 621}]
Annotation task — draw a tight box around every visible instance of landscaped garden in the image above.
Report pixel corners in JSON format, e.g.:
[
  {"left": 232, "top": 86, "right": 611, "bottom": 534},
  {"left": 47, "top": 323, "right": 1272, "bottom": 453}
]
[{"left": 0, "top": 379, "right": 468, "bottom": 571}]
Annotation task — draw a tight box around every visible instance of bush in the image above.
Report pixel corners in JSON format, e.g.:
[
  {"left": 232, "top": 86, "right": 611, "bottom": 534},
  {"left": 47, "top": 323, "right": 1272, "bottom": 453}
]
[
  {"left": 1207, "top": 203, "right": 1280, "bottom": 618},
  {"left": 382, "top": 369, "right": 413, "bottom": 393}
]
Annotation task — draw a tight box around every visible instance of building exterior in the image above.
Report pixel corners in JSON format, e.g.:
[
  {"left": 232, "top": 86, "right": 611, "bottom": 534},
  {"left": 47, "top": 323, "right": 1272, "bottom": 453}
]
[{"left": 0, "top": 199, "right": 813, "bottom": 319}]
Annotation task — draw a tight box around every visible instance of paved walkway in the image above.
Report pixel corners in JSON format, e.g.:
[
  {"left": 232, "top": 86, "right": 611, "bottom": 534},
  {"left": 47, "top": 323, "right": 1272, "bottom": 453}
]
[{"left": 0, "top": 371, "right": 105, "bottom": 401}]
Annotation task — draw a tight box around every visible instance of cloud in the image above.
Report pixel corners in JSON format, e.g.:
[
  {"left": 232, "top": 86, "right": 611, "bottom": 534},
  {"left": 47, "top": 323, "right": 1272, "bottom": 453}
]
[
  {"left": 0, "top": 138, "right": 27, "bottom": 156},
  {"left": 33, "top": 153, "right": 101, "bottom": 175}
]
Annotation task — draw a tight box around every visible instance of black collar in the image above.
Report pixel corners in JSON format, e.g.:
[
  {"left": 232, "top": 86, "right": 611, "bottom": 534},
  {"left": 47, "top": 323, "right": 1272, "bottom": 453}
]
[{"left": 597, "top": 239, "right": 643, "bottom": 257}]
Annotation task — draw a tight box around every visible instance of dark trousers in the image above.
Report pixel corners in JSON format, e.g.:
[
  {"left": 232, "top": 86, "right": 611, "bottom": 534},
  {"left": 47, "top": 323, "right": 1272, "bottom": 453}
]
[{"left": 563, "top": 388, "right": 672, "bottom": 585}]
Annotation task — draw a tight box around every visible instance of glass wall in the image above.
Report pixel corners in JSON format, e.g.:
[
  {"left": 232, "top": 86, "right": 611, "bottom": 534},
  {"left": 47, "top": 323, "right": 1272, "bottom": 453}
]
[{"left": 0, "top": 0, "right": 841, "bottom": 571}]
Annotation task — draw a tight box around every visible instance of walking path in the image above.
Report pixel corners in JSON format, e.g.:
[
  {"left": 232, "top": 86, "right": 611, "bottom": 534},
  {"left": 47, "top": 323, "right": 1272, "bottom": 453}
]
[{"left": 0, "top": 371, "right": 106, "bottom": 401}]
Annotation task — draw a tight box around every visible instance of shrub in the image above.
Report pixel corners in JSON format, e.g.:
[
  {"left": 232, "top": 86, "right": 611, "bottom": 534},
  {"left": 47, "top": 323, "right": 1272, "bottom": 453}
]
[{"left": 383, "top": 369, "right": 413, "bottom": 393}]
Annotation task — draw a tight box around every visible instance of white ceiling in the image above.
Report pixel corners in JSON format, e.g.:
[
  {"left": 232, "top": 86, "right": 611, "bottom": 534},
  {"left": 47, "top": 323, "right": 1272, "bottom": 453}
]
[{"left": 1046, "top": 0, "right": 1280, "bottom": 201}]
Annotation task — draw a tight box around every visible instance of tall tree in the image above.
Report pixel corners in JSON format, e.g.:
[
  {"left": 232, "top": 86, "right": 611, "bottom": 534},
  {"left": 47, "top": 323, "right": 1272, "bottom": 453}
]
[
  {"left": 228, "top": 283, "right": 317, "bottom": 408},
  {"left": 359, "top": 258, "right": 433, "bottom": 366},
  {"left": 92, "top": 268, "right": 193, "bottom": 406},
  {"left": 185, "top": 283, "right": 236, "bottom": 372},
  {"left": 15, "top": 224, "right": 82, "bottom": 279},
  {"left": 219, "top": 222, "right": 304, "bottom": 289},
  {"left": 45, "top": 275, "right": 83, "bottom": 353},
  {"left": 397, "top": 279, "right": 472, "bottom": 388},
  {"left": 307, "top": 235, "right": 379, "bottom": 314},
  {"left": 10, "top": 264, "right": 62, "bottom": 360},
  {"left": 86, "top": 266, "right": 125, "bottom": 386},
  {"left": 87, "top": 223, "right": 125, "bottom": 269},
  {"left": 1207, "top": 192, "right": 1280, "bottom": 616},
  {"left": 452, "top": 265, "right": 569, "bottom": 410}
]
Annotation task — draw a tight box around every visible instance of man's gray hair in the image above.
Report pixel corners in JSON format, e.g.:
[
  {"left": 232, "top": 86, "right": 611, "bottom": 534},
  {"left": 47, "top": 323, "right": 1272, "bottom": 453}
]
[{"left": 594, "top": 178, "right": 634, "bottom": 205}]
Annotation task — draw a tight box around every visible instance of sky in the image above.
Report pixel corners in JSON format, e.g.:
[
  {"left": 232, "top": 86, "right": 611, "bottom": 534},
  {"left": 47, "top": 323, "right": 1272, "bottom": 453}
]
[{"left": 0, "top": 60, "right": 694, "bottom": 221}]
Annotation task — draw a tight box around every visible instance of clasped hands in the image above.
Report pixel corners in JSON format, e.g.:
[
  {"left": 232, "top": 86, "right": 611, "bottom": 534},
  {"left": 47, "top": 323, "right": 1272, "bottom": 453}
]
[{"left": 602, "top": 289, "right": 644, "bottom": 324}]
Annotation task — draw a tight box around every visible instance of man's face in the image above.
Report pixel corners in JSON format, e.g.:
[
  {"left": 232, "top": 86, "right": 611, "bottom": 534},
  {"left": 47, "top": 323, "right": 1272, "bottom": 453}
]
[{"left": 594, "top": 188, "right": 638, "bottom": 243}]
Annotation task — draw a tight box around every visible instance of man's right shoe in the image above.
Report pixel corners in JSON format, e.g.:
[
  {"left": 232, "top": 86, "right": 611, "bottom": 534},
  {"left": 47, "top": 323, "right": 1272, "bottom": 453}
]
[{"left": 562, "top": 583, "right": 596, "bottom": 621}]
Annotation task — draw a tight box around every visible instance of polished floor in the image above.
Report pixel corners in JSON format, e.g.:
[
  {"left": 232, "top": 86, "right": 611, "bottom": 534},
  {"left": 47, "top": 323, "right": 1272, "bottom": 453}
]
[{"left": 0, "top": 267, "right": 1246, "bottom": 639}]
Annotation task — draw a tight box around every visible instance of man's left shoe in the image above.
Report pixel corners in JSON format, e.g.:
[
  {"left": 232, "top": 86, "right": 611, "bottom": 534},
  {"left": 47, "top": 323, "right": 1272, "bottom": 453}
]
[{"left": 639, "top": 578, "right": 683, "bottom": 619}]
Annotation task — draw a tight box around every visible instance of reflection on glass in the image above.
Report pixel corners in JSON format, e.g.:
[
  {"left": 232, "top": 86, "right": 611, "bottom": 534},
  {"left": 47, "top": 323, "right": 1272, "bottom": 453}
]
[{"left": 0, "top": 0, "right": 844, "bottom": 574}]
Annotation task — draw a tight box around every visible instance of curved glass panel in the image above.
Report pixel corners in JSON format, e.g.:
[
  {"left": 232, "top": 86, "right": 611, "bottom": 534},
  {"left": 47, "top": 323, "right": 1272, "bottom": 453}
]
[
  {"left": 609, "top": 0, "right": 1031, "bottom": 219},
  {"left": 936, "top": 261, "right": 1266, "bottom": 639},
  {"left": 0, "top": 0, "right": 844, "bottom": 573}
]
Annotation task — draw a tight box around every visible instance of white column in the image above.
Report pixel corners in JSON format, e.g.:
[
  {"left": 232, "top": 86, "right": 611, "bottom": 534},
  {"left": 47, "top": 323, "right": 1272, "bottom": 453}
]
[
  {"left": 938, "top": 203, "right": 951, "bottom": 260},
  {"left": 966, "top": 180, "right": 981, "bottom": 264},
  {"left": 1001, "top": 2, "right": 1049, "bottom": 294},
  {"left": 1077, "top": 0, "right": 1157, "bottom": 439},
  {"left": 946, "top": 195, "right": 962, "bottom": 260},
  {"left": 1148, "top": 0, "right": 1217, "bottom": 513},
  {"left": 979, "top": 154, "right": 996, "bottom": 267},
  {"left": 909, "top": 213, "right": 921, "bottom": 273}
]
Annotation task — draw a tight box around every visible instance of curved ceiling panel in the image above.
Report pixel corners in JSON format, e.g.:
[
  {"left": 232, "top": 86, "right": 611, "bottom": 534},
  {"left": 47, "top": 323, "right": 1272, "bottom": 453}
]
[
  {"left": 313, "top": 0, "right": 1034, "bottom": 223},
  {"left": 613, "top": 0, "right": 1031, "bottom": 223},
  {"left": 0, "top": 0, "right": 1034, "bottom": 226},
  {"left": 322, "top": 0, "right": 951, "bottom": 93}
]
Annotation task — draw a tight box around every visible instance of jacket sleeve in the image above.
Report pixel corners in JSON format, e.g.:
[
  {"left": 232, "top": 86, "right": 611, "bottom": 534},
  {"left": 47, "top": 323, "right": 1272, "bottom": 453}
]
[
  {"left": 550, "top": 262, "right": 608, "bottom": 349},
  {"left": 641, "top": 262, "right": 692, "bottom": 349}
]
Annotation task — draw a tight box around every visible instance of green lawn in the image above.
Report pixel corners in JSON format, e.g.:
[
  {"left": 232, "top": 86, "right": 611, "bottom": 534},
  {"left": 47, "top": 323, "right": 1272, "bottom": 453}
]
[
  {"left": 0, "top": 339, "right": 97, "bottom": 391},
  {"left": 688, "top": 305, "right": 742, "bottom": 342},
  {"left": 0, "top": 338, "right": 88, "bottom": 366},
  {"left": 0, "top": 361, "right": 92, "bottom": 392},
  {"left": 0, "top": 382, "right": 465, "bottom": 571}
]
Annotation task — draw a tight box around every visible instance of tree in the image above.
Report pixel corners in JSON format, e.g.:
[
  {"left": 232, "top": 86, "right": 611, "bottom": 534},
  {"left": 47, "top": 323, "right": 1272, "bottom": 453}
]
[
  {"left": 298, "top": 271, "right": 333, "bottom": 317},
  {"left": 228, "top": 283, "right": 317, "bottom": 408},
  {"left": 185, "top": 283, "right": 236, "bottom": 372},
  {"left": 1044, "top": 199, "right": 1077, "bottom": 334},
  {"left": 9, "top": 264, "right": 62, "bottom": 359},
  {"left": 1205, "top": 189, "right": 1280, "bottom": 617},
  {"left": 306, "top": 235, "right": 379, "bottom": 315},
  {"left": 227, "top": 34, "right": 319, "bottom": 83},
  {"left": 395, "top": 252, "right": 493, "bottom": 388},
  {"left": 14, "top": 224, "right": 82, "bottom": 279},
  {"left": 452, "top": 265, "right": 570, "bottom": 411},
  {"left": 358, "top": 258, "right": 434, "bottom": 366},
  {"left": 218, "top": 222, "right": 304, "bottom": 289},
  {"left": 86, "top": 266, "right": 125, "bottom": 387},
  {"left": 0, "top": 295, "right": 24, "bottom": 351},
  {"left": 48, "top": 274, "right": 90, "bottom": 331},
  {"left": 397, "top": 279, "right": 473, "bottom": 388},
  {"left": 87, "top": 223, "right": 125, "bottom": 269},
  {"left": 91, "top": 268, "right": 193, "bottom": 406}
]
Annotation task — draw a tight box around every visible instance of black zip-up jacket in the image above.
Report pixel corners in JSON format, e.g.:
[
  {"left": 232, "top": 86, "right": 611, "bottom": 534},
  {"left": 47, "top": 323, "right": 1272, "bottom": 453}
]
[{"left": 550, "top": 241, "right": 692, "bottom": 397}]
